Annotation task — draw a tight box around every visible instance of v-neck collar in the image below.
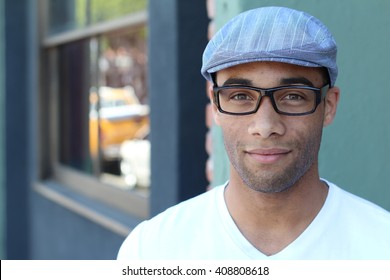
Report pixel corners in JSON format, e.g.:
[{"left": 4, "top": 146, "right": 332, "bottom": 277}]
[{"left": 216, "top": 180, "right": 334, "bottom": 259}]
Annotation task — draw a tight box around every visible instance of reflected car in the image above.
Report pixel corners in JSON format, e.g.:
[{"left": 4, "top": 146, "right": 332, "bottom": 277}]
[{"left": 89, "top": 86, "right": 149, "bottom": 166}]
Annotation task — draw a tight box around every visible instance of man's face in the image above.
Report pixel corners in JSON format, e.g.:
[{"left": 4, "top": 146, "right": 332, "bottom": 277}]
[{"left": 211, "top": 62, "right": 339, "bottom": 193}]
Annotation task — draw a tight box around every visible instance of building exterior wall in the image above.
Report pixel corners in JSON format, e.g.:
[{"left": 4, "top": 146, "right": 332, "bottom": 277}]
[{"left": 206, "top": 0, "right": 390, "bottom": 211}]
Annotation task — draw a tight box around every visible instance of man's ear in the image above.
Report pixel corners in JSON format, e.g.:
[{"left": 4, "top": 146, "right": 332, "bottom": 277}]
[
  {"left": 207, "top": 84, "right": 221, "bottom": 126},
  {"left": 323, "top": 86, "right": 340, "bottom": 127}
]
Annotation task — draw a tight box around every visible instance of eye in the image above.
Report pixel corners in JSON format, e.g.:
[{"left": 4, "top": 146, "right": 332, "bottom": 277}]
[
  {"left": 231, "top": 92, "right": 253, "bottom": 101},
  {"left": 228, "top": 89, "right": 258, "bottom": 101},
  {"left": 277, "top": 89, "right": 313, "bottom": 103},
  {"left": 217, "top": 88, "right": 258, "bottom": 104},
  {"left": 282, "top": 93, "right": 305, "bottom": 101}
]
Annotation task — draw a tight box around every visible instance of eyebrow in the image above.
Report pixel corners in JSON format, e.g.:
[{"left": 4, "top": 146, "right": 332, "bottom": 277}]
[
  {"left": 279, "top": 77, "right": 314, "bottom": 87},
  {"left": 221, "top": 78, "right": 253, "bottom": 86},
  {"left": 220, "top": 76, "right": 315, "bottom": 87}
]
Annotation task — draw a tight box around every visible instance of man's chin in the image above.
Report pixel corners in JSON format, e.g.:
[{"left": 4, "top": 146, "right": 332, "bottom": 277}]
[{"left": 247, "top": 182, "right": 294, "bottom": 194}]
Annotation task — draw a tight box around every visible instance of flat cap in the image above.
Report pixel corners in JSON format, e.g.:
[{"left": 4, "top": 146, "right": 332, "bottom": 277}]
[{"left": 201, "top": 6, "right": 338, "bottom": 86}]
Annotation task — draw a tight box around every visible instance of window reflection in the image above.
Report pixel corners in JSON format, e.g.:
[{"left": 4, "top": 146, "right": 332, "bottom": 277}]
[{"left": 59, "top": 26, "right": 150, "bottom": 191}]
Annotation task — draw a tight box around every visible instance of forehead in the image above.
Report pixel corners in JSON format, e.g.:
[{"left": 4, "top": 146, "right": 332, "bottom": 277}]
[{"left": 216, "top": 61, "right": 326, "bottom": 87}]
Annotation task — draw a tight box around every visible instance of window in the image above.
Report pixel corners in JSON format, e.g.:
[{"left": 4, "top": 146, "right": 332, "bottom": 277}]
[{"left": 40, "top": 0, "right": 150, "bottom": 221}]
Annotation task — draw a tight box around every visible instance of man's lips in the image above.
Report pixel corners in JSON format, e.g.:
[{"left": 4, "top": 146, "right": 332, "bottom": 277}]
[{"left": 245, "top": 148, "right": 291, "bottom": 164}]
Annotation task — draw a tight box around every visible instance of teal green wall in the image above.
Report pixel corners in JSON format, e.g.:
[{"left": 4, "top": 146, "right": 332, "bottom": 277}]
[
  {"left": 212, "top": 0, "right": 390, "bottom": 211},
  {"left": 0, "top": 0, "right": 5, "bottom": 259}
]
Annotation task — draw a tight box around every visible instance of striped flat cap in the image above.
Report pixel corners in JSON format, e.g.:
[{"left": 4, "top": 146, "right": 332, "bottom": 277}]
[{"left": 201, "top": 6, "right": 338, "bottom": 86}]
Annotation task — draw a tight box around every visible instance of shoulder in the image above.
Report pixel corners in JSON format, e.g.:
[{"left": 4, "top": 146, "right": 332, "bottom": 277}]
[
  {"left": 326, "top": 181, "right": 390, "bottom": 239},
  {"left": 317, "top": 181, "right": 390, "bottom": 259},
  {"left": 329, "top": 181, "right": 390, "bottom": 220},
  {"left": 117, "top": 185, "right": 225, "bottom": 259},
  {"left": 150, "top": 185, "right": 223, "bottom": 225}
]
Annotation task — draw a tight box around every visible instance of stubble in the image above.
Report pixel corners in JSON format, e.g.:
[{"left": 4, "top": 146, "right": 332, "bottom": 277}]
[{"left": 224, "top": 127, "right": 323, "bottom": 193}]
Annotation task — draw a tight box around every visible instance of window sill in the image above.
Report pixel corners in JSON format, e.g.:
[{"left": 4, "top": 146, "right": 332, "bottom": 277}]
[{"left": 33, "top": 180, "right": 144, "bottom": 237}]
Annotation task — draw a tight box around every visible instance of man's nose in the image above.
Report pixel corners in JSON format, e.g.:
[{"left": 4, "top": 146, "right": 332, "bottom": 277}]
[{"left": 247, "top": 97, "right": 286, "bottom": 138}]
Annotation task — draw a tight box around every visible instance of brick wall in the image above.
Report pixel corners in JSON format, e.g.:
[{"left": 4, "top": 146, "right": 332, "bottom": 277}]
[{"left": 205, "top": 0, "right": 215, "bottom": 189}]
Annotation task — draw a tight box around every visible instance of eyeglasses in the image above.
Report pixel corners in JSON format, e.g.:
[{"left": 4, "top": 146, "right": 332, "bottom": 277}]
[{"left": 213, "top": 84, "right": 329, "bottom": 116}]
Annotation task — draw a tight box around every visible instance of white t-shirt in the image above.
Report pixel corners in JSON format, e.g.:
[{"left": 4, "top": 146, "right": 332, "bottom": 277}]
[{"left": 117, "top": 181, "right": 390, "bottom": 259}]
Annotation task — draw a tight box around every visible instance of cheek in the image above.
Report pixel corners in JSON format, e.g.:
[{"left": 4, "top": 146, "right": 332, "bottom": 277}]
[
  {"left": 293, "top": 118, "right": 324, "bottom": 154},
  {"left": 219, "top": 120, "right": 243, "bottom": 153},
  {"left": 220, "top": 122, "right": 239, "bottom": 145},
  {"left": 293, "top": 106, "right": 325, "bottom": 135},
  {"left": 282, "top": 115, "right": 324, "bottom": 151}
]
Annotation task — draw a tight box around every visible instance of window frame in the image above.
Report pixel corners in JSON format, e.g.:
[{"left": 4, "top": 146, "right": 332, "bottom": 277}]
[{"left": 36, "top": 0, "right": 150, "bottom": 233}]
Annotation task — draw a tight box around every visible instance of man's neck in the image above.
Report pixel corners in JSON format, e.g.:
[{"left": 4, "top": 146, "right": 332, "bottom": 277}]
[{"left": 224, "top": 171, "right": 328, "bottom": 256}]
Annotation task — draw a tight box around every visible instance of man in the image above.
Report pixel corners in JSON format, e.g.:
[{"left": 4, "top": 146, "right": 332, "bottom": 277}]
[{"left": 118, "top": 6, "right": 390, "bottom": 259}]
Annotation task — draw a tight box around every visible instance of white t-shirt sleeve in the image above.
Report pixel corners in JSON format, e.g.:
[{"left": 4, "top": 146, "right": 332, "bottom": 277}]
[{"left": 117, "top": 221, "right": 145, "bottom": 259}]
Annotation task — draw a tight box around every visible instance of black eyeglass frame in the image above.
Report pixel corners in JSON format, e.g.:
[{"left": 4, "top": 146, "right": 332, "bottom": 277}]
[{"left": 212, "top": 84, "right": 329, "bottom": 116}]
